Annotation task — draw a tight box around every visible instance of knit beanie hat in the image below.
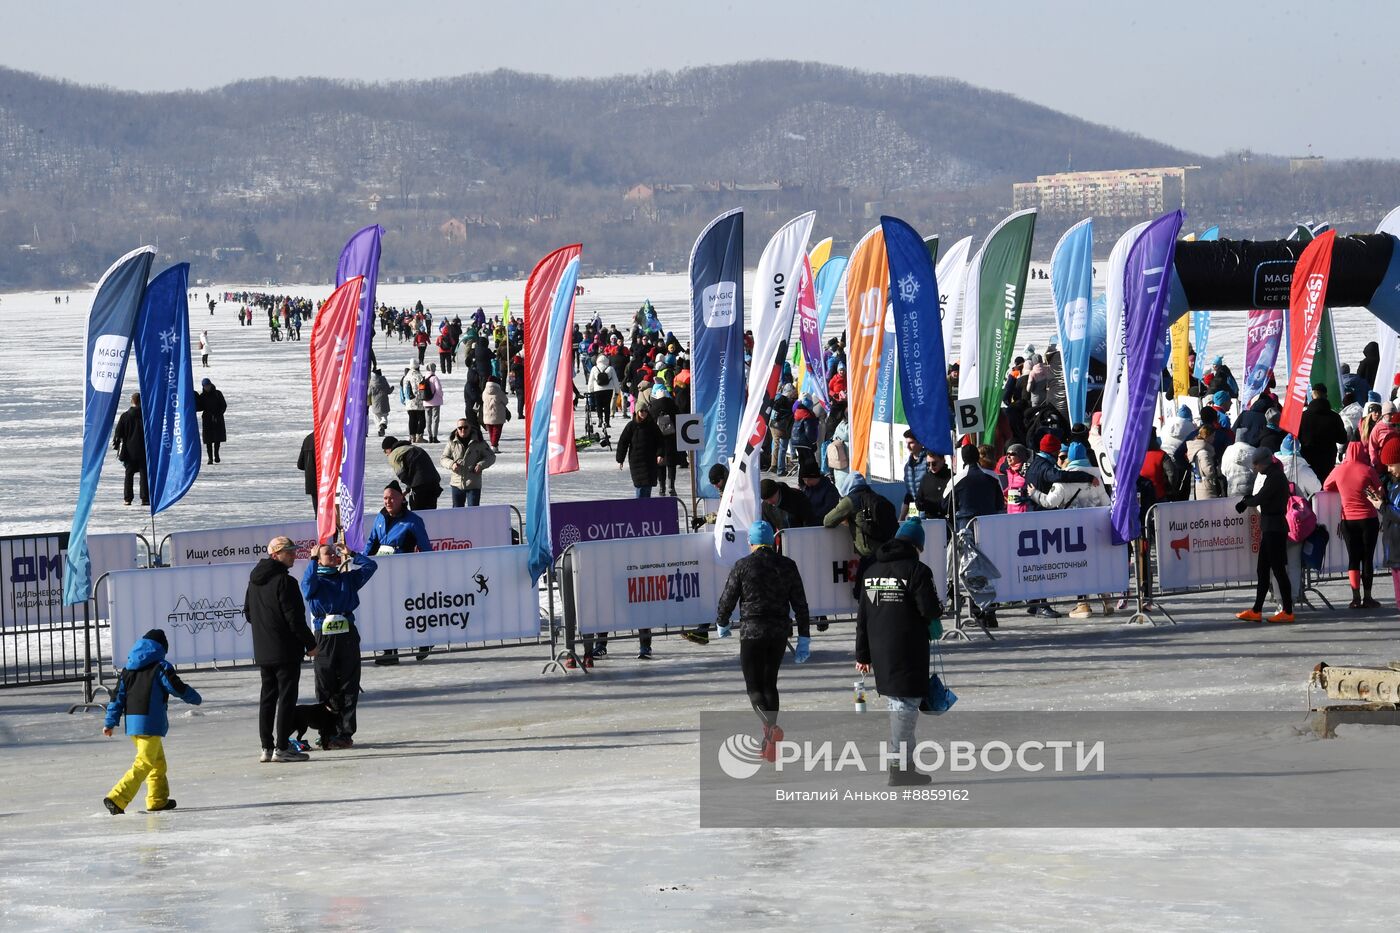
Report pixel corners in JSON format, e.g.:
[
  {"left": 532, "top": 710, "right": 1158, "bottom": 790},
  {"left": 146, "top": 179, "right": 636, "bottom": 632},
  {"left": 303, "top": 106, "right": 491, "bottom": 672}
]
[
  {"left": 1383, "top": 436, "right": 1400, "bottom": 467},
  {"left": 895, "top": 518, "right": 925, "bottom": 550},
  {"left": 748, "top": 521, "right": 776, "bottom": 547},
  {"left": 1039, "top": 435, "right": 1062, "bottom": 454}
]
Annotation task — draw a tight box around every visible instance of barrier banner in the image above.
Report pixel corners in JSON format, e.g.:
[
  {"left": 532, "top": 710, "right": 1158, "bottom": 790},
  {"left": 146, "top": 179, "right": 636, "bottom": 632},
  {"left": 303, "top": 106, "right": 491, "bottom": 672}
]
[
  {"left": 1311, "top": 491, "right": 1383, "bottom": 575},
  {"left": 168, "top": 505, "right": 512, "bottom": 566},
  {"left": 973, "top": 508, "right": 1129, "bottom": 603},
  {"left": 779, "top": 523, "right": 948, "bottom": 617},
  {"left": 1153, "top": 498, "right": 1260, "bottom": 591},
  {"left": 570, "top": 533, "right": 724, "bottom": 635},
  {"left": 108, "top": 544, "right": 538, "bottom": 665},
  {"left": 1, "top": 533, "right": 137, "bottom": 626},
  {"left": 550, "top": 497, "right": 679, "bottom": 554}
]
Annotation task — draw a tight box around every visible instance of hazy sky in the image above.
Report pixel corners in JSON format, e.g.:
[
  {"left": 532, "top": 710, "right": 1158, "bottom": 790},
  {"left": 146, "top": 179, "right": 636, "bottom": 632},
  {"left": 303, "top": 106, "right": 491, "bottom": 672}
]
[{"left": 3, "top": 1, "right": 1395, "bottom": 159}]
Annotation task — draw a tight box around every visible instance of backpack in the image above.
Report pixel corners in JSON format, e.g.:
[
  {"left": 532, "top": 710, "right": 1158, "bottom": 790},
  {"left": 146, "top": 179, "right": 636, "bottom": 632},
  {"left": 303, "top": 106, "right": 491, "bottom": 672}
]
[
  {"left": 1285, "top": 483, "right": 1317, "bottom": 543},
  {"left": 852, "top": 488, "right": 898, "bottom": 554},
  {"left": 1301, "top": 524, "right": 1330, "bottom": 570}
]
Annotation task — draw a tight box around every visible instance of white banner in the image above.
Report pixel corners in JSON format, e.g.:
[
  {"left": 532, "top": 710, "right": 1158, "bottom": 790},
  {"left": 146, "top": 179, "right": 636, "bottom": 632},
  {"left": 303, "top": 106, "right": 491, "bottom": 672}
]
[
  {"left": 713, "top": 212, "right": 815, "bottom": 565},
  {"left": 1312, "top": 491, "right": 1383, "bottom": 575},
  {"left": 571, "top": 532, "right": 724, "bottom": 635},
  {"left": 1099, "top": 221, "right": 1151, "bottom": 480},
  {"left": 168, "top": 505, "right": 513, "bottom": 566},
  {"left": 779, "top": 522, "right": 948, "bottom": 617},
  {"left": 973, "top": 507, "right": 1129, "bottom": 603},
  {"left": 1, "top": 532, "right": 138, "bottom": 626},
  {"left": 1153, "top": 498, "right": 1260, "bottom": 591},
  {"left": 936, "top": 235, "right": 972, "bottom": 365},
  {"left": 107, "top": 544, "right": 538, "bottom": 665}
]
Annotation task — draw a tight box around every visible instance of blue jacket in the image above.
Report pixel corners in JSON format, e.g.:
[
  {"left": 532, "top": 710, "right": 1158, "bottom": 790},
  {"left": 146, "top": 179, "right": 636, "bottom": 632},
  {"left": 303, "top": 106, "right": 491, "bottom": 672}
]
[
  {"left": 366, "top": 509, "right": 432, "bottom": 555},
  {"left": 301, "top": 554, "right": 379, "bottom": 632},
  {"left": 104, "top": 638, "right": 201, "bottom": 736}
]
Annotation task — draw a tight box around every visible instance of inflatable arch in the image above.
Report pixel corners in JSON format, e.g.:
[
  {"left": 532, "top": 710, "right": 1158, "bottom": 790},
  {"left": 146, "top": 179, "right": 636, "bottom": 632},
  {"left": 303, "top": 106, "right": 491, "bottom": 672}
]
[{"left": 1169, "top": 233, "right": 1400, "bottom": 323}]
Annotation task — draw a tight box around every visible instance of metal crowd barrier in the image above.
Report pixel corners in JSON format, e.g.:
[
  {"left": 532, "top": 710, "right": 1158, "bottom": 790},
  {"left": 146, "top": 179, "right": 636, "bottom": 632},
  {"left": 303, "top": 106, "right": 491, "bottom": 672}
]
[{"left": 0, "top": 533, "right": 110, "bottom": 712}]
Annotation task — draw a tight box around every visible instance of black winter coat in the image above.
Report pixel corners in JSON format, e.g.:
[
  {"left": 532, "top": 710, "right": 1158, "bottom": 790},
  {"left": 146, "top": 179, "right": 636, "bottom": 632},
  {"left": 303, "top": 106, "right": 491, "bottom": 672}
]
[
  {"left": 1298, "top": 397, "right": 1348, "bottom": 481},
  {"left": 244, "top": 558, "right": 315, "bottom": 665},
  {"left": 646, "top": 395, "right": 683, "bottom": 465},
  {"left": 952, "top": 468, "right": 1006, "bottom": 522},
  {"left": 715, "top": 546, "right": 811, "bottom": 640},
  {"left": 801, "top": 477, "right": 840, "bottom": 521},
  {"left": 297, "top": 432, "right": 316, "bottom": 495},
  {"left": 391, "top": 443, "right": 442, "bottom": 495},
  {"left": 616, "top": 417, "right": 663, "bottom": 487},
  {"left": 773, "top": 483, "right": 817, "bottom": 528},
  {"left": 856, "top": 538, "right": 940, "bottom": 698},
  {"left": 196, "top": 388, "right": 227, "bottom": 443},
  {"left": 915, "top": 467, "right": 952, "bottom": 518},
  {"left": 1239, "top": 462, "right": 1290, "bottom": 535},
  {"left": 113, "top": 406, "right": 146, "bottom": 470},
  {"left": 463, "top": 369, "right": 483, "bottom": 409}
]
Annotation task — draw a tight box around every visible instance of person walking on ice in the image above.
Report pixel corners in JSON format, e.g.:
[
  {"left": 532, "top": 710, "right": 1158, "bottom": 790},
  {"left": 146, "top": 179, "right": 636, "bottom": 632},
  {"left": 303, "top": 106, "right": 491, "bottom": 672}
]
[
  {"left": 101, "top": 628, "right": 202, "bottom": 814},
  {"left": 712, "top": 520, "right": 810, "bottom": 764},
  {"left": 855, "top": 518, "right": 942, "bottom": 786}
]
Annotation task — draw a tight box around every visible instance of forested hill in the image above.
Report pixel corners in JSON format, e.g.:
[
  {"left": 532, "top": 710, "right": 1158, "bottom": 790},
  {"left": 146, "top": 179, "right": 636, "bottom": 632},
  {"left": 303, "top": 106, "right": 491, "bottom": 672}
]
[{"left": 1, "top": 62, "right": 1393, "bottom": 287}]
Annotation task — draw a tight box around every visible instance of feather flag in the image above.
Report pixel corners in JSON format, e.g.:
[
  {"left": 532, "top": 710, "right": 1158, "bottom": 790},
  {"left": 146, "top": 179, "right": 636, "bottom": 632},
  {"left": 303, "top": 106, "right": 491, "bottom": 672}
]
[{"left": 309, "top": 277, "right": 365, "bottom": 544}]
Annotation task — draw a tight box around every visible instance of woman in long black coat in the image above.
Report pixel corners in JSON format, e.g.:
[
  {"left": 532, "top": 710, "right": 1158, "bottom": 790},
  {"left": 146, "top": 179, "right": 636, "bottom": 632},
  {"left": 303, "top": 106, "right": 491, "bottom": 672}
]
[
  {"left": 645, "top": 386, "right": 683, "bottom": 496},
  {"left": 195, "top": 378, "right": 228, "bottom": 464},
  {"left": 615, "top": 406, "right": 663, "bottom": 497}
]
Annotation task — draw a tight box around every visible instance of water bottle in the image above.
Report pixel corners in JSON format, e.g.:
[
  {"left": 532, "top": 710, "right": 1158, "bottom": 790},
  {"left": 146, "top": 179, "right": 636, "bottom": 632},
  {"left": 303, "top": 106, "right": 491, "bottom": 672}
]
[{"left": 853, "top": 678, "right": 867, "bottom": 712}]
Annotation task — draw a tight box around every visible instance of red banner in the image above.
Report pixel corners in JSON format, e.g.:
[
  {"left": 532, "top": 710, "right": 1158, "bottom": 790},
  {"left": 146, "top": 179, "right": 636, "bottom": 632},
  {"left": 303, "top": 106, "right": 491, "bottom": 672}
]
[
  {"left": 309, "top": 276, "right": 364, "bottom": 544},
  {"left": 1280, "top": 230, "right": 1337, "bottom": 436},
  {"left": 524, "top": 244, "right": 582, "bottom": 475}
]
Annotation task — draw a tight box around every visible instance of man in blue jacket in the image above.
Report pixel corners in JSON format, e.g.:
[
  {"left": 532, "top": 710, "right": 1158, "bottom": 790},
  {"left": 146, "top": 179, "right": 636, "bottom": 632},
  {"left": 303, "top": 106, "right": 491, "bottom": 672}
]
[
  {"left": 302, "top": 544, "right": 378, "bottom": 748},
  {"left": 102, "top": 628, "right": 202, "bottom": 814},
  {"left": 367, "top": 481, "right": 433, "bottom": 664}
]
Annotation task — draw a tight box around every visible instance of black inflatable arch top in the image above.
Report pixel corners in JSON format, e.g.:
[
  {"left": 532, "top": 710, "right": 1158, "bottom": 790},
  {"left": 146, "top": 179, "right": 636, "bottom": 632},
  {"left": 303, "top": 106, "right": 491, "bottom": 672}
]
[{"left": 1173, "top": 234, "right": 1397, "bottom": 312}]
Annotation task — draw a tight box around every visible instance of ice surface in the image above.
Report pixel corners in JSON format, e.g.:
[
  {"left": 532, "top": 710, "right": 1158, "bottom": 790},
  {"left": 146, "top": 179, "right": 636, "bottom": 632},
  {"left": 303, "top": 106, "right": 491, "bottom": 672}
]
[
  {"left": 5, "top": 593, "right": 1400, "bottom": 930},
  {"left": 2, "top": 272, "right": 1399, "bottom": 930}
]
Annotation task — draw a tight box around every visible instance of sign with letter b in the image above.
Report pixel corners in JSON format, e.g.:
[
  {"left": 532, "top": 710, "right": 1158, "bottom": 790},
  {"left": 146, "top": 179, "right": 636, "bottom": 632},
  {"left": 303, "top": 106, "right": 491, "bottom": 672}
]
[{"left": 955, "top": 397, "right": 983, "bottom": 436}]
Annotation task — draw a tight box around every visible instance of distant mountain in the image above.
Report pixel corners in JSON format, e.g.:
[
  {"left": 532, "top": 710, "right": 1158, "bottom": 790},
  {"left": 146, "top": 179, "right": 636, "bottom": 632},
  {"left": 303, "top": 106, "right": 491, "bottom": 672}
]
[{"left": 0, "top": 62, "right": 1394, "bottom": 287}]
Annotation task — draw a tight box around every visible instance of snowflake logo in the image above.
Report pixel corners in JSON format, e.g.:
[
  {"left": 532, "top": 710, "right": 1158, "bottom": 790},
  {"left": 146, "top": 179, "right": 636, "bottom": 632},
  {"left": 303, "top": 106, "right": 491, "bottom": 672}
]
[
  {"left": 897, "top": 273, "right": 920, "bottom": 304},
  {"left": 158, "top": 326, "right": 180, "bottom": 354},
  {"left": 558, "top": 524, "right": 581, "bottom": 549}
]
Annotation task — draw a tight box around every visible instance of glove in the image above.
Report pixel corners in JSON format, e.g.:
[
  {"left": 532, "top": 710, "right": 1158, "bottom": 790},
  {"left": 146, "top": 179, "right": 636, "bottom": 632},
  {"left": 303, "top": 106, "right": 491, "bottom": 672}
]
[
  {"left": 717, "top": 624, "right": 732, "bottom": 639},
  {"left": 928, "top": 619, "right": 944, "bottom": 641},
  {"left": 1234, "top": 500, "right": 1247, "bottom": 514},
  {"left": 794, "top": 636, "right": 811, "bottom": 663}
]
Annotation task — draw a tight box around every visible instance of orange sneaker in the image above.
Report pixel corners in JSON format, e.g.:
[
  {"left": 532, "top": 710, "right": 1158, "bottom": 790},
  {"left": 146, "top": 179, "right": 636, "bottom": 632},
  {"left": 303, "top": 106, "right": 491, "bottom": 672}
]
[
  {"left": 1235, "top": 609, "right": 1263, "bottom": 622},
  {"left": 1268, "top": 611, "right": 1295, "bottom": 624}
]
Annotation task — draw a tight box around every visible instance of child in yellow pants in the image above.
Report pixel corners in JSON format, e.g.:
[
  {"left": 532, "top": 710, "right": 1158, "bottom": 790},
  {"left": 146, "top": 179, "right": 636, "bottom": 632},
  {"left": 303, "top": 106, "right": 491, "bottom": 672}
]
[{"left": 102, "top": 628, "right": 201, "bottom": 814}]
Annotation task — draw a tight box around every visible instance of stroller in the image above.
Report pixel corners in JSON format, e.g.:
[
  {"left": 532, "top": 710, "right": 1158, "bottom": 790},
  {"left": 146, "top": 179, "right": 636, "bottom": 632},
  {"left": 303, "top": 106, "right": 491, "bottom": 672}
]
[{"left": 951, "top": 523, "right": 1001, "bottom": 638}]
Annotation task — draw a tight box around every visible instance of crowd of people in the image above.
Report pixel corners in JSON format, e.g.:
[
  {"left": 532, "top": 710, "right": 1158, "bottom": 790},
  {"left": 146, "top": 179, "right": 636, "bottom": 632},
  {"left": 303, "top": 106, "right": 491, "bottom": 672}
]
[{"left": 97, "top": 292, "right": 1400, "bottom": 808}]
